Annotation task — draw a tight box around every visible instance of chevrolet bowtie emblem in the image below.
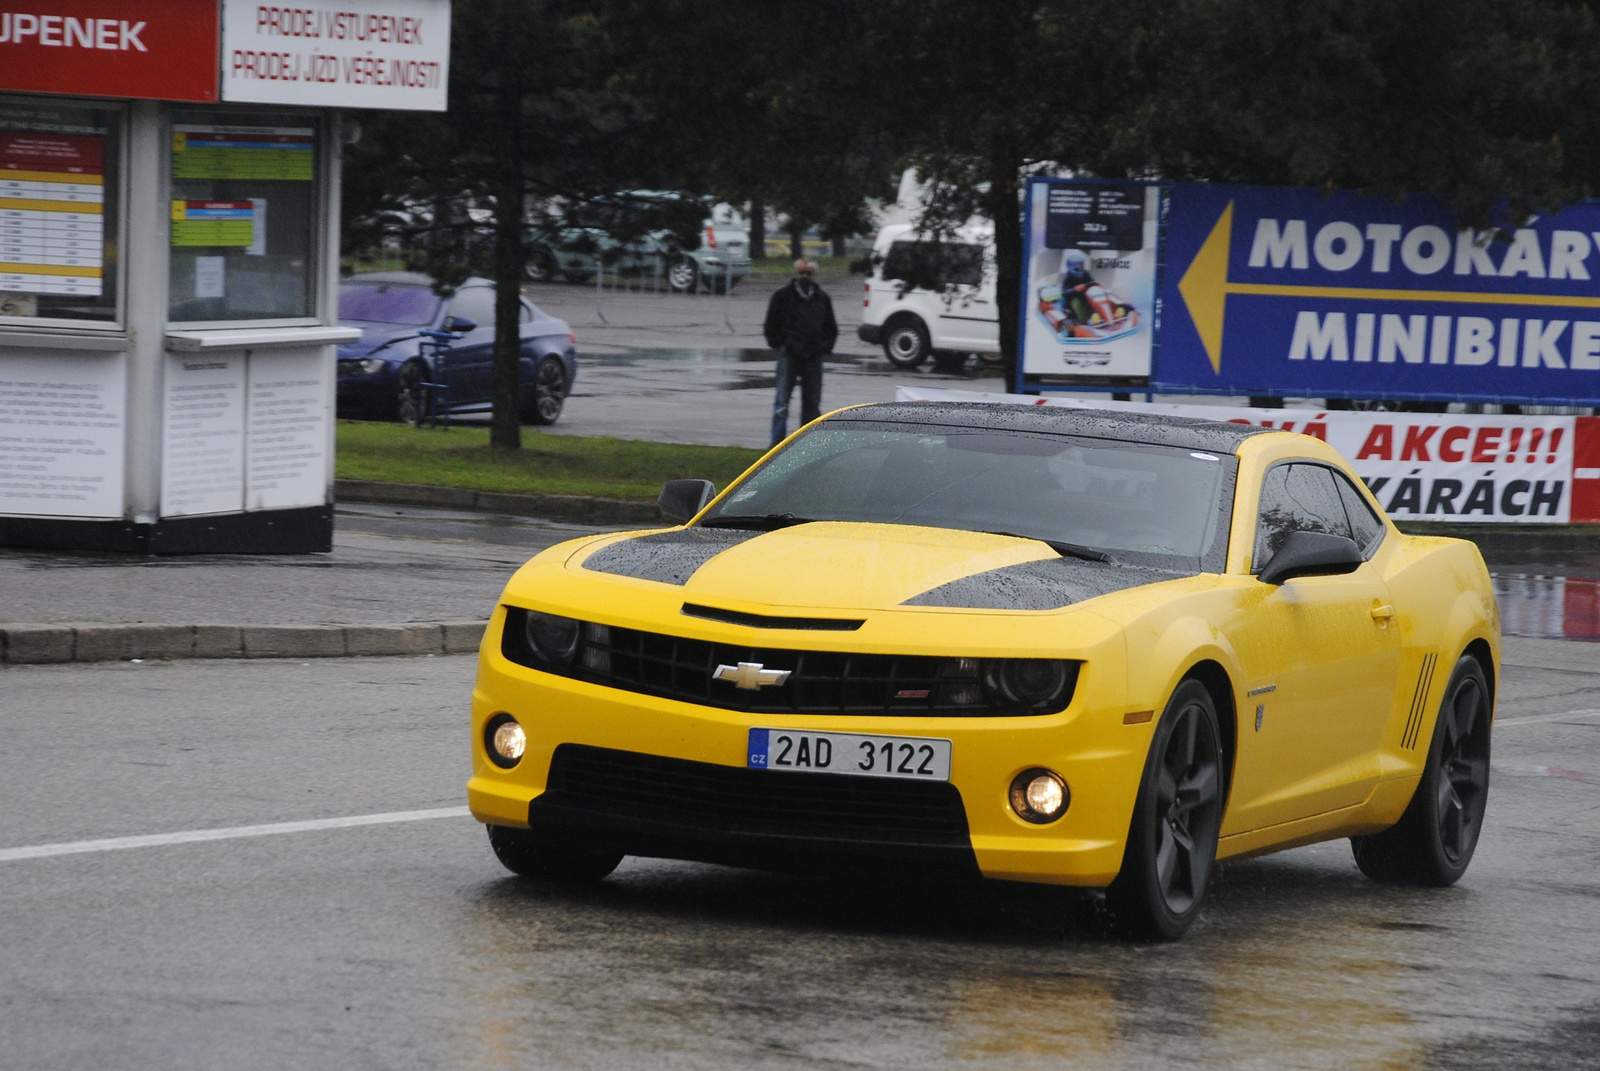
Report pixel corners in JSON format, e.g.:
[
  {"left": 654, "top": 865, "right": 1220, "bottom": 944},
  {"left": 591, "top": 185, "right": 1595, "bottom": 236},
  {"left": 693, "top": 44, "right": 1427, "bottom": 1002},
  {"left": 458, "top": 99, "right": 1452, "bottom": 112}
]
[{"left": 713, "top": 662, "right": 792, "bottom": 690}]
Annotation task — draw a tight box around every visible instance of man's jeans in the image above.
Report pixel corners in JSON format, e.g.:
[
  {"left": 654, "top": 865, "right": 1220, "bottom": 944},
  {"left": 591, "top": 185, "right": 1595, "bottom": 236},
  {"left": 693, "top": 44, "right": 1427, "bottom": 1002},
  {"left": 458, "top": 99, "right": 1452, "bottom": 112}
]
[{"left": 771, "top": 351, "right": 823, "bottom": 446}]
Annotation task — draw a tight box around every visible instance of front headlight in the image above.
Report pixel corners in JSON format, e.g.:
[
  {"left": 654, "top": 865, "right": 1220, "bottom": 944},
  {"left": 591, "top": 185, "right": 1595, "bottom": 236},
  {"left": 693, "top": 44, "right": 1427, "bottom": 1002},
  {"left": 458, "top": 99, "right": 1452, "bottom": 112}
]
[
  {"left": 984, "top": 659, "right": 1072, "bottom": 712},
  {"left": 523, "top": 610, "right": 580, "bottom": 665},
  {"left": 337, "top": 357, "right": 387, "bottom": 376}
]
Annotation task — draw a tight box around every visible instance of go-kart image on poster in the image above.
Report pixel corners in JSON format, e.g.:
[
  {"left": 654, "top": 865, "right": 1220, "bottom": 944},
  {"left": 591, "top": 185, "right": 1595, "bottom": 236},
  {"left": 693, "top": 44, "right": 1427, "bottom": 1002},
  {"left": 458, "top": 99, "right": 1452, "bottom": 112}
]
[{"left": 1020, "top": 178, "right": 1160, "bottom": 385}]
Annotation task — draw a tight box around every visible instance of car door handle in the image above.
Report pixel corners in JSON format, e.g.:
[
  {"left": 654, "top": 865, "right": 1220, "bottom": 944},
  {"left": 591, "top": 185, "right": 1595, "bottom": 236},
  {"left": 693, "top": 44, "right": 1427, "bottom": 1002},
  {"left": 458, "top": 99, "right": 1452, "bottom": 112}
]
[{"left": 1370, "top": 603, "right": 1395, "bottom": 622}]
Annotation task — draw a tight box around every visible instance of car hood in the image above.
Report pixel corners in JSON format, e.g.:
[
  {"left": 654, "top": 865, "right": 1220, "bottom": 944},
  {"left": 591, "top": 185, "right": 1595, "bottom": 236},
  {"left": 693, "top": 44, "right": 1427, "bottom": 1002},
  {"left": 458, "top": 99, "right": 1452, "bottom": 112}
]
[
  {"left": 563, "top": 522, "right": 1192, "bottom": 613},
  {"left": 337, "top": 322, "right": 419, "bottom": 361}
]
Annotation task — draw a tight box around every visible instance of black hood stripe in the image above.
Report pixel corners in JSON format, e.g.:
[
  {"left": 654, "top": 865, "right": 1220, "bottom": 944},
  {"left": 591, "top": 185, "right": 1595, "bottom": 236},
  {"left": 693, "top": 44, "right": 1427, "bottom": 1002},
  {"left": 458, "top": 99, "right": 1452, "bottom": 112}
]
[
  {"left": 580, "top": 528, "right": 760, "bottom": 586},
  {"left": 903, "top": 558, "right": 1188, "bottom": 610}
]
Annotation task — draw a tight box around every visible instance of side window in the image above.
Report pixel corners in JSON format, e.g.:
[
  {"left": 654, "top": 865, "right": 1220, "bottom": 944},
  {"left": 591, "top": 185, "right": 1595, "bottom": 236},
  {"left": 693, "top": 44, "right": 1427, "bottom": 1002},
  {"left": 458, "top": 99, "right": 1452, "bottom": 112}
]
[
  {"left": 1334, "top": 472, "right": 1386, "bottom": 553},
  {"left": 1253, "top": 463, "right": 1353, "bottom": 570},
  {"left": 447, "top": 286, "right": 496, "bottom": 331}
]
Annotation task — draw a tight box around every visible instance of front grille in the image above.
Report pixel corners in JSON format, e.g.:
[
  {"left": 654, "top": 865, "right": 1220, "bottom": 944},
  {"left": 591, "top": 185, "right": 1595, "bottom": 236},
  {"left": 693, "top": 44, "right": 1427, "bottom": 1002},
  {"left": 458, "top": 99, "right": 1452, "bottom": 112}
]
[
  {"left": 543, "top": 744, "right": 970, "bottom": 846},
  {"left": 502, "top": 607, "right": 1077, "bottom": 716}
]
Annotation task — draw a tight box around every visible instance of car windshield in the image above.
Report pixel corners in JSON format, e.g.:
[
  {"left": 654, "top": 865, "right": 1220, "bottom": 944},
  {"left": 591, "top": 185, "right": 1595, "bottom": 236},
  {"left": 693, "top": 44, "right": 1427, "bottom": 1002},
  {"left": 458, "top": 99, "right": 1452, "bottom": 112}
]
[
  {"left": 338, "top": 283, "right": 441, "bottom": 326},
  {"left": 698, "top": 421, "right": 1233, "bottom": 568}
]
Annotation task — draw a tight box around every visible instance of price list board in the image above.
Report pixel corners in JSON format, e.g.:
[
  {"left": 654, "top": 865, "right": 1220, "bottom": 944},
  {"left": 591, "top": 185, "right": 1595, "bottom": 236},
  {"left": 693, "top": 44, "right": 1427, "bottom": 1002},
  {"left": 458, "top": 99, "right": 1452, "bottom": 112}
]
[
  {"left": 171, "top": 126, "right": 315, "bottom": 181},
  {"left": 171, "top": 201, "right": 255, "bottom": 247},
  {"left": 0, "top": 132, "right": 105, "bottom": 297},
  {"left": 1043, "top": 183, "right": 1146, "bottom": 252}
]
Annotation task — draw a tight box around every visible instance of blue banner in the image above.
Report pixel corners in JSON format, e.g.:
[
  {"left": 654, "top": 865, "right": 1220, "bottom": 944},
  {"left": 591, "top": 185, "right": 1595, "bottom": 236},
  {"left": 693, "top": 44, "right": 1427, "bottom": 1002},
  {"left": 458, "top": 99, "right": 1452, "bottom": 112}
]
[{"left": 1155, "top": 184, "right": 1600, "bottom": 405}]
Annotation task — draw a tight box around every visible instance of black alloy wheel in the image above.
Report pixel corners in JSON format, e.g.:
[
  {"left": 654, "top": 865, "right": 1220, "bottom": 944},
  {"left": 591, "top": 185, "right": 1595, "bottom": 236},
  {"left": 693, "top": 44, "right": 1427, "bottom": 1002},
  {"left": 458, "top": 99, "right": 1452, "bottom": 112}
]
[
  {"left": 882, "top": 317, "right": 931, "bottom": 369},
  {"left": 487, "top": 825, "right": 622, "bottom": 882},
  {"left": 1352, "top": 655, "right": 1492, "bottom": 885},
  {"left": 524, "top": 356, "right": 567, "bottom": 425},
  {"left": 393, "top": 361, "right": 423, "bottom": 425},
  {"left": 1107, "top": 679, "right": 1225, "bottom": 941}
]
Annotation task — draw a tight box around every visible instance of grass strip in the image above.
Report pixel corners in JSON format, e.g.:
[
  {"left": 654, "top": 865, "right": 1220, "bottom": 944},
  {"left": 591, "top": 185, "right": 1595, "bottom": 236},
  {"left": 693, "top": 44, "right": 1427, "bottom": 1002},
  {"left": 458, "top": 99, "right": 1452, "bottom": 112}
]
[{"left": 335, "top": 421, "right": 764, "bottom": 501}]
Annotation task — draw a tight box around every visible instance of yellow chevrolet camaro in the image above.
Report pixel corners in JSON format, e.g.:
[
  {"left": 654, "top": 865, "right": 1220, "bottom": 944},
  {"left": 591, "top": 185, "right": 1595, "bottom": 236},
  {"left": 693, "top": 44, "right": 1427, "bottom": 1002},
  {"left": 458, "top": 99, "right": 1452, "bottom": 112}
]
[{"left": 467, "top": 402, "right": 1499, "bottom": 939}]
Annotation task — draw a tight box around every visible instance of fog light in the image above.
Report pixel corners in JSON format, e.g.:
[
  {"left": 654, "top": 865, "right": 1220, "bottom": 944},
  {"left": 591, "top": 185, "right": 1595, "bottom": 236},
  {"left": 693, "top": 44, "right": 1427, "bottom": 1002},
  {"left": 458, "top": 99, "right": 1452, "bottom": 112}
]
[
  {"left": 1010, "top": 768, "right": 1069, "bottom": 824},
  {"left": 485, "top": 714, "right": 525, "bottom": 768}
]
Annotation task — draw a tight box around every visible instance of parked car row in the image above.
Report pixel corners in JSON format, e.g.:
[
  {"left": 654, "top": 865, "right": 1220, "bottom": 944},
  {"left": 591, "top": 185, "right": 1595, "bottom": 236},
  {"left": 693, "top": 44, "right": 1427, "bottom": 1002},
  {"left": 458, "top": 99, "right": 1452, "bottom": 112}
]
[
  {"left": 336, "top": 272, "right": 578, "bottom": 426},
  {"left": 525, "top": 196, "right": 752, "bottom": 293}
]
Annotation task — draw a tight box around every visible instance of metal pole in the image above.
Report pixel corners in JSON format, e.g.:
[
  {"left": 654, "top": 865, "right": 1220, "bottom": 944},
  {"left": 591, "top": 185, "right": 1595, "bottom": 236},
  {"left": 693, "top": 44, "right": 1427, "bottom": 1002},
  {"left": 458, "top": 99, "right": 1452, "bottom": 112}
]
[
  {"left": 724, "top": 258, "right": 734, "bottom": 334},
  {"left": 590, "top": 257, "right": 607, "bottom": 325}
]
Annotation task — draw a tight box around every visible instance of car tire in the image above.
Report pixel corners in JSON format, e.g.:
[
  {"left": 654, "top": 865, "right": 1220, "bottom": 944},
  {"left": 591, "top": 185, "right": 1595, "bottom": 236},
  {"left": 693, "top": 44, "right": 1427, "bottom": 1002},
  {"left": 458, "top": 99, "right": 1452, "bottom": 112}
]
[
  {"left": 1105, "top": 679, "right": 1225, "bottom": 941},
  {"left": 931, "top": 351, "right": 970, "bottom": 374},
  {"left": 486, "top": 825, "right": 622, "bottom": 882},
  {"left": 394, "top": 361, "right": 423, "bottom": 425},
  {"left": 523, "top": 356, "right": 567, "bottom": 426},
  {"left": 667, "top": 256, "right": 699, "bottom": 293},
  {"left": 882, "top": 317, "right": 931, "bottom": 369},
  {"left": 524, "top": 248, "right": 556, "bottom": 283},
  {"left": 1351, "top": 655, "right": 1491, "bottom": 886}
]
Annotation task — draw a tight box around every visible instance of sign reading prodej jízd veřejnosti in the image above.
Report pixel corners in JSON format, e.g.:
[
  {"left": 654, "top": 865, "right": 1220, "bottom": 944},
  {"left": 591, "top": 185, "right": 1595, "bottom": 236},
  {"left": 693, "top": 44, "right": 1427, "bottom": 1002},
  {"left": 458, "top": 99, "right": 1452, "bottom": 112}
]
[
  {"left": 898, "top": 386, "right": 1600, "bottom": 525},
  {"left": 1020, "top": 180, "right": 1161, "bottom": 382},
  {"left": 1156, "top": 183, "right": 1600, "bottom": 403},
  {"left": 221, "top": 0, "right": 450, "bottom": 111}
]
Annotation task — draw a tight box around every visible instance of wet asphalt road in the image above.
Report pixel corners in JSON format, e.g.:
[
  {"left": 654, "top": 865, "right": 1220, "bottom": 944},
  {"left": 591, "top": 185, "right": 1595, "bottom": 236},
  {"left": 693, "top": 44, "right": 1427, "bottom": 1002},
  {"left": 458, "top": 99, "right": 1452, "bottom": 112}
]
[{"left": 2, "top": 645, "right": 1598, "bottom": 1070}]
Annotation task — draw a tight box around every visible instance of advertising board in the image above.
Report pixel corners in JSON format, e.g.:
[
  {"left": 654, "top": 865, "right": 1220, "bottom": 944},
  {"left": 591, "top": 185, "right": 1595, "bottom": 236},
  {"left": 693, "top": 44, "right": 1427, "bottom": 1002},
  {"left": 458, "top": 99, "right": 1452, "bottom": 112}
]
[
  {"left": 1156, "top": 184, "right": 1600, "bottom": 404},
  {"left": 220, "top": 0, "right": 450, "bottom": 111},
  {"left": 0, "top": 1, "right": 220, "bottom": 102},
  {"left": 896, "top": 386, "right": 1600, "bottom": 525},
  {"left": 1020, "top": 179, "right": 1159, "bottom": 385}
]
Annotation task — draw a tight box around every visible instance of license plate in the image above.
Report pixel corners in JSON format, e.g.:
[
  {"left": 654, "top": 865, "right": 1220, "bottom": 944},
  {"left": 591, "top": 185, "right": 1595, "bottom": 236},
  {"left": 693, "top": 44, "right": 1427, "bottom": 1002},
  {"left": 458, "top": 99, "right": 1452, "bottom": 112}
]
[{"left": 747, "top": 728, "right": 951, "bottom": 780}]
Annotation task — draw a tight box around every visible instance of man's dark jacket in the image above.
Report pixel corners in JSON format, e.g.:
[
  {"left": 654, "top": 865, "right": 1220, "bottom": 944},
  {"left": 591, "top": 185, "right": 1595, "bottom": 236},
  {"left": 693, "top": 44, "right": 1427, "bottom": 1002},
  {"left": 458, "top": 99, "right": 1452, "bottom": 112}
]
[{"left": 763, "top": 281, "right": 838, "bottom": 359}]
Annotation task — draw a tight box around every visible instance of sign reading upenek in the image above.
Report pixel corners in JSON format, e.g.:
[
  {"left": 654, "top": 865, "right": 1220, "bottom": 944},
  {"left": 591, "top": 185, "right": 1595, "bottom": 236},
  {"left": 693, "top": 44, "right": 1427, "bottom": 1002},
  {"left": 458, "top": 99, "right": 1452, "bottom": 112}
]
[
  {"left": 1156, "top": 184, "right": 1600, "bottom": 405},
  {"left": 0, "top": 1, "right": 221, "bottom": 102},
  {"left": 221, "top": 1, "right": 450, "bottom": 111}
]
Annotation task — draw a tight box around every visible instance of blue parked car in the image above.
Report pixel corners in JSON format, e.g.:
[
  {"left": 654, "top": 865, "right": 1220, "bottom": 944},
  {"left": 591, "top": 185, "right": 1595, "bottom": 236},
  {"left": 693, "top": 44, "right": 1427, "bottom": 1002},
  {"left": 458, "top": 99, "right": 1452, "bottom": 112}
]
[{"left": 336, "top": 272, "right": 578, "bottom": 425}]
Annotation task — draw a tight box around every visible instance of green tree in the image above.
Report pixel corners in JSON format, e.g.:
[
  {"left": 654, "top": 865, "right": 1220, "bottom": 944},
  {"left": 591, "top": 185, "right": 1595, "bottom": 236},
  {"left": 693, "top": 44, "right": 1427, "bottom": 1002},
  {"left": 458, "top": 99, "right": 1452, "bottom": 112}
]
[{"left": 344, "top": 0, "right": 655, "bottom": 450}]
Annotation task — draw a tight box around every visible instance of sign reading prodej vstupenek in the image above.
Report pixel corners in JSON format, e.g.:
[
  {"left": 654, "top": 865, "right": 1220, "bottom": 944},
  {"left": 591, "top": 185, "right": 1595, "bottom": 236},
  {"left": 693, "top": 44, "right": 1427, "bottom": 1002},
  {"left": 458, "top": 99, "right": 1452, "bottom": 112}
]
[
  {"left": 1158, "top": 184, "right": 1600, "bottom": 404},
  {"left": 896, "top": 386, "right": 1600, "bottom": 524},
  {"left": 221, "top": 1, "right": 450, "bottom": 111}
]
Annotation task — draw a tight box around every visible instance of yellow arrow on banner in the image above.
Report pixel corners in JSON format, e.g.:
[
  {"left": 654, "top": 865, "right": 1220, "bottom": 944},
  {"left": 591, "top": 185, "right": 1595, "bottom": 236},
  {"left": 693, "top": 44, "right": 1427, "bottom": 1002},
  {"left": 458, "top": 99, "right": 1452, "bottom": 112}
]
[{"left": 1175, "top": 200, "right": 1600, "bottom": 375}]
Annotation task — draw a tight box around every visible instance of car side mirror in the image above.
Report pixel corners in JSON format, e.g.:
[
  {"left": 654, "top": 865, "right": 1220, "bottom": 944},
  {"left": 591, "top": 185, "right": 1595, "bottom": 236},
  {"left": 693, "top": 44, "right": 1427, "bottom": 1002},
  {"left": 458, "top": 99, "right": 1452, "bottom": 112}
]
[
  {"left": 659, "top": 479, "right": 715, "bottom": 524},
  {"left": 442, "top": 315, "right": 476, "bottom": 333},
  {"left": 1258, "top": 530, "right": 1364, "bottom": 586}
]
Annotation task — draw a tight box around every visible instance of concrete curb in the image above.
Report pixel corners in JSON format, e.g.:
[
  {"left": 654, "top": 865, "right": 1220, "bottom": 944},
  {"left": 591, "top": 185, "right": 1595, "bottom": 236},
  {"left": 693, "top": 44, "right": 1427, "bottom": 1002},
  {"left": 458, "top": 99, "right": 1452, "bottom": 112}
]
[
  {"left": 0, "top": 621, "right": 488, "bottom": 666},
  {"left": 335, "top": 479, "right": 661, "bottom": 525}
]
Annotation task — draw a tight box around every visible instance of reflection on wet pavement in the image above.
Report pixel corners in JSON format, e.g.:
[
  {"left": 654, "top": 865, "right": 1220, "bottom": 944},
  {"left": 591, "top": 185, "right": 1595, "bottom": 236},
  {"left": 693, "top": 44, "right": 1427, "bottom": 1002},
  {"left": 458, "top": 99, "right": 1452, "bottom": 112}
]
[{"left": 1494, "top": 575, "right": 1600, "bottom": 640}]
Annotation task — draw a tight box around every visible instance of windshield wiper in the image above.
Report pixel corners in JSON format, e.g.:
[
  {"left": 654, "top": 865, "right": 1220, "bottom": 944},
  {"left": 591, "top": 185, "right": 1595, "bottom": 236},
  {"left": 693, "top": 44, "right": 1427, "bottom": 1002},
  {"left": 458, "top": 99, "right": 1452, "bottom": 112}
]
[
  {"left": 978, "top": 530, "right": 1111, "bottom": 562},
  {"left": 699, "top": 513, "right": 818, "bottom": 531}
]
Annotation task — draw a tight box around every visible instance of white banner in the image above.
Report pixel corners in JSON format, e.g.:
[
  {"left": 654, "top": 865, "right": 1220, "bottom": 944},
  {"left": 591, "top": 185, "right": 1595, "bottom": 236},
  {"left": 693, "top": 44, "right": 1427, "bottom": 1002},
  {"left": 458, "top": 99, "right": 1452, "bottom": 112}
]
[
  {"left": 895, "top": 386, "right": 1600, "bottom": 524},
  {"left": 221, "top": 0, "right": 451, "bottom": 111}
]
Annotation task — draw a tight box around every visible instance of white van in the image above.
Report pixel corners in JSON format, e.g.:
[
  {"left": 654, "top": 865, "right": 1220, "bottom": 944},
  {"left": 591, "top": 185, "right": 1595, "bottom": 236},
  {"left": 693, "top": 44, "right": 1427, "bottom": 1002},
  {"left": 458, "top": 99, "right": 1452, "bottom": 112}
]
[{"left": 857, "top": 222, "right": 999, "bottom": 369}]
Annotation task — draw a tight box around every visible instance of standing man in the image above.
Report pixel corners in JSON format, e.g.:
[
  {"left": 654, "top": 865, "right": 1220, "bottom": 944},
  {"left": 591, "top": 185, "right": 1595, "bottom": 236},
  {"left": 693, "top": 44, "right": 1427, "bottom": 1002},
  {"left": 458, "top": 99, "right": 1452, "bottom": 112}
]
[{"left": 763, "top": 258, "right": 838, "bottom": 447}]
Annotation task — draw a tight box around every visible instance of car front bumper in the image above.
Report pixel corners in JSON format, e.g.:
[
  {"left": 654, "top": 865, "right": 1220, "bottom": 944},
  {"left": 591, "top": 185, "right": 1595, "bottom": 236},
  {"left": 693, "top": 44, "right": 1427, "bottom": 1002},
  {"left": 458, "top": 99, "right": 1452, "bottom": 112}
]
[{"left": 466, "top": 606, "right": 1146, "bottom": 887}]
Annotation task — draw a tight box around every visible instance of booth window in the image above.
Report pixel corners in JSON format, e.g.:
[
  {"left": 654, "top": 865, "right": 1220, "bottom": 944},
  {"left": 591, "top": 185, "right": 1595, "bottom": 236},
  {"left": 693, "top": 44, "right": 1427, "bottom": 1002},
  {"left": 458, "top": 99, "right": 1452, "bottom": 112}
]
[
  {"left": 167, "top": 113, "right": 318, "bottom": 324},
  {"left": 0, "top": 97, "right": 123, "bottom": 325}
]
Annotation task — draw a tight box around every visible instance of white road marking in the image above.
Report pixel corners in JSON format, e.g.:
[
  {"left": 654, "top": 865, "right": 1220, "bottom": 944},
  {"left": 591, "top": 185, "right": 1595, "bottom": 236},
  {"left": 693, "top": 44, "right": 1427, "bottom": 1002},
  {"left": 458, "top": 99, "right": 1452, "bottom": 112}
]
[
  {"left": 1496, "top": 709, "right": 1600, "bottom": 727},
  {"left": 0, "top": 806, "right": 472, "bottom": 863}
]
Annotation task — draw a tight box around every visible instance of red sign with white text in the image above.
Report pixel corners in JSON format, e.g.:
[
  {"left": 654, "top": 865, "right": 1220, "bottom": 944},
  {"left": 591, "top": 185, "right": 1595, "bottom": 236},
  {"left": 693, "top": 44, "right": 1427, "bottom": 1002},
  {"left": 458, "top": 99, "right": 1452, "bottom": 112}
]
[{"left": 0, "top": 1, "right": 220, "bottom": 102}]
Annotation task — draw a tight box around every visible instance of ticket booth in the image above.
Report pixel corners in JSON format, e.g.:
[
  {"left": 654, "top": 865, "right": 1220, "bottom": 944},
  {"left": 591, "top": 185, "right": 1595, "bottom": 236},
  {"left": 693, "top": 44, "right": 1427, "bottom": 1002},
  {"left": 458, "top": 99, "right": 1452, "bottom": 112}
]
[{"left": 0, "top": 0, "right": 449, "bottom": 552}]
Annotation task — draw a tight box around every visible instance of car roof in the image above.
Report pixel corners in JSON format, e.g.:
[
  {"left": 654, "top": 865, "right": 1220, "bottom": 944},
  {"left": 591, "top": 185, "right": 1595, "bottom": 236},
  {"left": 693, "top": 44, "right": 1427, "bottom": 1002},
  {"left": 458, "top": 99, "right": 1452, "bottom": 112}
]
[
  {"left": 833, "top": 402, "right": 1271, "bottom": 453},
  {"left": 342, "top": 272, "right": 494, "bottom": 290}
]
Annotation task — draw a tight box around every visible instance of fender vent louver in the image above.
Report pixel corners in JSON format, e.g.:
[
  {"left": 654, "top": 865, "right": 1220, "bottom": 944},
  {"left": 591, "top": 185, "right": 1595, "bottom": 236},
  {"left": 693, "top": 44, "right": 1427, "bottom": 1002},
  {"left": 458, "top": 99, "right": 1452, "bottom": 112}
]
[{"left": 1402, "top": 652, "right": 1439, "bottom": 750}]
